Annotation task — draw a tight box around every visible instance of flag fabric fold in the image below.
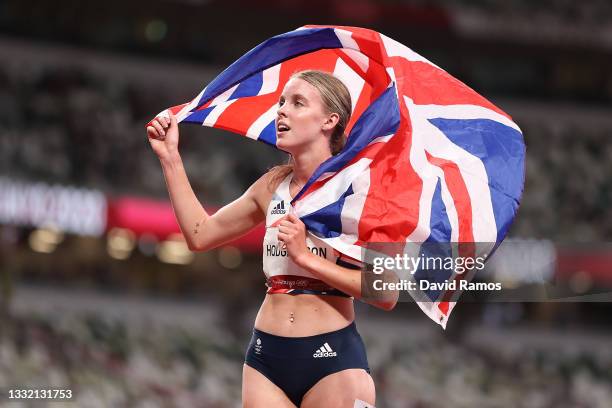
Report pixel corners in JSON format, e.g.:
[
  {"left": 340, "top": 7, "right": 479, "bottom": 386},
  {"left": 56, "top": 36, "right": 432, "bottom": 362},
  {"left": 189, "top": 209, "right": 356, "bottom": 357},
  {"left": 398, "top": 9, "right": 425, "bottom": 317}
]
[{"left": 149, "top": 25, "right": 525, "bottom": 328}]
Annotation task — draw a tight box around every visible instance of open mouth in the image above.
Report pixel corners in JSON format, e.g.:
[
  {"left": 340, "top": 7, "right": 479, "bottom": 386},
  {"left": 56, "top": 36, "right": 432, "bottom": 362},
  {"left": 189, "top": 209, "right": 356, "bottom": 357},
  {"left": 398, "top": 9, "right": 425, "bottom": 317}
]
[{"left": 277, "top": 122, "right": 290, "bottom": 134}]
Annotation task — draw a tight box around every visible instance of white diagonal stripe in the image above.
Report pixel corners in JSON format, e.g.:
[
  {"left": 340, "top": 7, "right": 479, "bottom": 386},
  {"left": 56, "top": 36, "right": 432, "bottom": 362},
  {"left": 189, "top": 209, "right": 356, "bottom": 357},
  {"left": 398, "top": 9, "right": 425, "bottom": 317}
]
[
  {"left": 333, "top": 57, "right": 365, "bottom": 113},
  {"left": 369, "top": 134, "right": 394, "bottom": 145},
  {"left": 260, "top": 64, "right": 281, "bottom": 95},
  {"left": 404, "top": 95, "right": 498, "bottom": 243},
  {"left": 380, "top": 33, "right": 441, "bottom": 69},
  {"left": 413, "top": 100, "right": 521, "bottom": 133},
  {"left": 202, "top": 99, "right": 237, "bottom": 127},
  {"left": 405, "top": 112, "right": 460, "bottom": 243},
  {"left": 334, "top": 28, "right": 360, "bottom": 51},
  {"left": 246, "top": 104, "right": 277, "bottom": 140},
  {"left": 294, "top": 158, "right": 372, "bottom": 216},
  {"left": 340, "top": 48, "right": 369, "bottom": 73},
  {"left": 210, "top": 83, "right": 239, "bottom": 105}
]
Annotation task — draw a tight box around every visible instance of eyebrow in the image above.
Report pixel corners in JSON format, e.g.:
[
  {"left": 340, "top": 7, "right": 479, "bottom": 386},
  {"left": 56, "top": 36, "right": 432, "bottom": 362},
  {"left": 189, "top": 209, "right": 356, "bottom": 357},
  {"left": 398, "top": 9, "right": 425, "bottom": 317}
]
[{"left": 280, "top": 93, "right": 308, "bottom": 101}]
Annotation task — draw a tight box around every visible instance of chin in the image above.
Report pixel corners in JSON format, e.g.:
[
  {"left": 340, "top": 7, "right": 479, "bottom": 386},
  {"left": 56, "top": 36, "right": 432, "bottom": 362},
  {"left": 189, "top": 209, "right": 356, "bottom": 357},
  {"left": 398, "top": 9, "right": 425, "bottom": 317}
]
[{"left": 275, "top": 133, "right": 293, "bottom": 153}]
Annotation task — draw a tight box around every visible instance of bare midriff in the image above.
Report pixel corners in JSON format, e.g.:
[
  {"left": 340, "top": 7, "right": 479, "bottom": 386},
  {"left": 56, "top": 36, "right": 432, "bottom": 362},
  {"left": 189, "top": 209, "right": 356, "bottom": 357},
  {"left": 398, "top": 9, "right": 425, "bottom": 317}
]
[{"left": 254, "top": 293, "right": 355, "bottom": 337}]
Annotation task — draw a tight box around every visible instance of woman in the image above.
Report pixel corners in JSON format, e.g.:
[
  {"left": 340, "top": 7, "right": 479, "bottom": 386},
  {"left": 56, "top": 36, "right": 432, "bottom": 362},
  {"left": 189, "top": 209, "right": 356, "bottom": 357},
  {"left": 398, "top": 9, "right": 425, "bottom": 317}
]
[{"left": 147, "top": 70, "right": 397, "bottom": 407}]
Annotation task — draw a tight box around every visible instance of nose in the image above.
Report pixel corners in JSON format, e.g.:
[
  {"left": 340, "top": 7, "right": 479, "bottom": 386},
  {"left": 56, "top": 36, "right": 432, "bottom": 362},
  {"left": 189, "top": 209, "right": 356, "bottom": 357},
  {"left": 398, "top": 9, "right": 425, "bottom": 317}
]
[{"left": 277, "top": 102, "right": 287, "bottom": 118}]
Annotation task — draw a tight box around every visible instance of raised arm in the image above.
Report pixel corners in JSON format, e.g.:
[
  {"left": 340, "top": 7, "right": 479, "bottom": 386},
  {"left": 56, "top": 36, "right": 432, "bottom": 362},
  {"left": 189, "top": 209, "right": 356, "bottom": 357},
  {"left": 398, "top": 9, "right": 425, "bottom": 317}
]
[{"left": 147, "top": 111, "right": 267, "bottom": 252}]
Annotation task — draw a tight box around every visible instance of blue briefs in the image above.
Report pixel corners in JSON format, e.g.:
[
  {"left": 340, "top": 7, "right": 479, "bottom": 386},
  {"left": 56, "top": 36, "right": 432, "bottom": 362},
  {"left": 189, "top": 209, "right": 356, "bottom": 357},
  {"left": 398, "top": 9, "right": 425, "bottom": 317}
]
[{"left": 244, "top": 321, "right": 370, "bottom": 406}]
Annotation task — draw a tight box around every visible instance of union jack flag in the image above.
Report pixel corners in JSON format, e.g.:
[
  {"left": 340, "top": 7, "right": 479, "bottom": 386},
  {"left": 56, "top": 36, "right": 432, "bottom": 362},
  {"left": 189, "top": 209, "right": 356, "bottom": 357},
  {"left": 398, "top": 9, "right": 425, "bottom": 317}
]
[{"left": 151, "top": 25, "right": 525, "bottom": 327}]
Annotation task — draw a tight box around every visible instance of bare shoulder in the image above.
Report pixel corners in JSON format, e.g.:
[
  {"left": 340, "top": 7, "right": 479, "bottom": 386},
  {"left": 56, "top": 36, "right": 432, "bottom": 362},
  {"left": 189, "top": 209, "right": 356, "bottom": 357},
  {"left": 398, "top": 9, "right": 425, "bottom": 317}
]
[{"left": 247, "top": 167, "right": 290, "bottom": 213}]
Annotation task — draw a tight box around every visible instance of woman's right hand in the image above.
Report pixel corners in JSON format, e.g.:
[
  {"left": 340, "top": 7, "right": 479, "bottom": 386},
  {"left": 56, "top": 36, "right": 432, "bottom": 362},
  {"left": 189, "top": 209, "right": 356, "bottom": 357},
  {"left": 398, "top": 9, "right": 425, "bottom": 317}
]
[{"left": 147, "top": 110, "right": 180, "bottom": 162}]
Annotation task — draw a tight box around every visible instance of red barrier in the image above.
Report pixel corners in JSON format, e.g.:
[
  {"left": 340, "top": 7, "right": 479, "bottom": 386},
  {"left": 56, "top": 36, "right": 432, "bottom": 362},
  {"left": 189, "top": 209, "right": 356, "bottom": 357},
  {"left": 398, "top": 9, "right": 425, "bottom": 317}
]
[{"left": 106, "top": 197, "right": 264, "bottom": 253}]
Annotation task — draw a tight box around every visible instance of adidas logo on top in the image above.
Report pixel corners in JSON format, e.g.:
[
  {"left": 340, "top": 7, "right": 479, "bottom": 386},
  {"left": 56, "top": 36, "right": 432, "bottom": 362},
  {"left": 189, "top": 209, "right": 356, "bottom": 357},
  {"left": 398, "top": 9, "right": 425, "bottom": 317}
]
[
  {"left": 313, "top": 342, "right": 337, "bottom": 358},
  {"left": 271, "top": 200, "right": 287, "bottom": 215}
]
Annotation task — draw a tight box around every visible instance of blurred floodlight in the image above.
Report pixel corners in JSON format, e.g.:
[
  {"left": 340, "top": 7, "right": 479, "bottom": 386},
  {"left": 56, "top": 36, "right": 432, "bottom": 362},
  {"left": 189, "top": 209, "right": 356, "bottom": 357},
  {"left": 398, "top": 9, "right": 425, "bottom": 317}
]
[
  {"left": 218, "top": 246, "right": 242, "bottom": 269},
  {"left": 156, "top": 234, "right": 193, "bottom": 265},
  {"left": 107, "top": 228, "right": 136, "bottom": 260},
  {"left": 29, "top": 227, "right": 64, "bottom": 254}
]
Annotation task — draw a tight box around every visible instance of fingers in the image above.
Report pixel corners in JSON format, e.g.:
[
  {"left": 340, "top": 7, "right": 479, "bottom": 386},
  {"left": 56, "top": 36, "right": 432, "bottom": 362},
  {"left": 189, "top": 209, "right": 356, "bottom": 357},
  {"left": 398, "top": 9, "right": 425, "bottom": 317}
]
[
  {"left": 152, "top": 116, "right": 171, "bottom": 129},
  {"left": 158, "top": 116, "right": 169, "bottom": 128},
  {"left": 169, "top": 110, "right": 177, "bottom": 127},
  {"left": 147, "top": 123, "right": 164, "bottom": 140},
  {"left": 277, "top": 231, "right": 288, "bottom": 248},
  {"left": 279, "top": 214, "right": 301, "bottom": 226},
  {"left": 277, "top": 224, "right": 297, "bottom": 236},
  {"left": 278, "top": 220, "right": 300, "bottom": 231},
  {"left": 151, "top": 120, "right": 165, "bottom": 139},
  {"left": 146, "top": 125, "right": 158, "bottom": 139}
]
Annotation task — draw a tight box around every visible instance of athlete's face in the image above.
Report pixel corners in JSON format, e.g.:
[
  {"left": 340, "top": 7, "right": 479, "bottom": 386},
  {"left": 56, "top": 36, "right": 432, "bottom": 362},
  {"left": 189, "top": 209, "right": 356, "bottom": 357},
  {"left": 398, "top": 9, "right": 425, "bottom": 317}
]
[{"left": 275, "top": 78, "right": 331, "bottom": 154}]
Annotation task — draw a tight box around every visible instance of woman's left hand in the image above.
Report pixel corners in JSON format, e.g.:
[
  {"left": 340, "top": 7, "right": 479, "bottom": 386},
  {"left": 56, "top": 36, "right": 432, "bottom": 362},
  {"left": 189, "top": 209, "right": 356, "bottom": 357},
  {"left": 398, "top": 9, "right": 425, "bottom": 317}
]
[{"left": 277, "top": 213, "right": 310, "bottom": 265}]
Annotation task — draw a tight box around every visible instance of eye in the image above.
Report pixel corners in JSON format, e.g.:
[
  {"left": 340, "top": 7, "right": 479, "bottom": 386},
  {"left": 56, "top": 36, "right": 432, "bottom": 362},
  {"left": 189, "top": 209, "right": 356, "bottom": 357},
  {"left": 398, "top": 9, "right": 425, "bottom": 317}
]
[
  {"left": 294, "top": 100, "right": 303, "bottom": 107},
  {"left": 278, "top": 98, "right": 285, "bottom": 106}
]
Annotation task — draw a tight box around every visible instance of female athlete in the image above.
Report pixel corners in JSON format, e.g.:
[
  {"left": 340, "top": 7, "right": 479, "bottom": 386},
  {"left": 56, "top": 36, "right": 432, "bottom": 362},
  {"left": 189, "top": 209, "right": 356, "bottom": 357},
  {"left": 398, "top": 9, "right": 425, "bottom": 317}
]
[{"left": 147, "top": 70, "right": 398, "bottom": 407}]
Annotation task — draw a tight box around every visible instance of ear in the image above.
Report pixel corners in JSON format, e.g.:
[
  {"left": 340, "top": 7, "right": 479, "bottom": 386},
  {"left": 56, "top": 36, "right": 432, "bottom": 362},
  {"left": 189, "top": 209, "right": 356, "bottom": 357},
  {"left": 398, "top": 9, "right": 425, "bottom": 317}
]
[{"left": 322, "top": 112, "right": 340, "bottom": 131}]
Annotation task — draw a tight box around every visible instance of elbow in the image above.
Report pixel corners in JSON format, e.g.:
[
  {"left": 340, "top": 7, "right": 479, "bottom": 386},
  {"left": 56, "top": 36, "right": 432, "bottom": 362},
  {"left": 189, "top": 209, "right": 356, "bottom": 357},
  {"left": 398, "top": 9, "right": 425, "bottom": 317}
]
[
  {"left": 377, "top": 299, "right": 398, "bottom": 312},
  {"left": 186, "top": 237, "right": 208, "bottom": 253},
  {"left": 186, "top": 242, "right": 200, "bottom": 252},
  {"left": 188, "top": 243, "right": 211, "bottom": 253},
  {"left": 185, "top": 237, "right": 199, "bottom": 252},
  {"left": 374, "top": 291, "right": 399, "bottom": 312},
  {"left": 188, "top": 239, "right": 221, "bottom": 254}
]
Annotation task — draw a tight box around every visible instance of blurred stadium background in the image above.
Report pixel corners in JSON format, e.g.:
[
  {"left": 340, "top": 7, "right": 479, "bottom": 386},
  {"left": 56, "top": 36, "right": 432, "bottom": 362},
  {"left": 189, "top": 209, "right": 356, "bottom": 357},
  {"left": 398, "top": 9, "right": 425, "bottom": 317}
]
[{"left": 1, "top": 1, "right": 611, "bottom": 407}]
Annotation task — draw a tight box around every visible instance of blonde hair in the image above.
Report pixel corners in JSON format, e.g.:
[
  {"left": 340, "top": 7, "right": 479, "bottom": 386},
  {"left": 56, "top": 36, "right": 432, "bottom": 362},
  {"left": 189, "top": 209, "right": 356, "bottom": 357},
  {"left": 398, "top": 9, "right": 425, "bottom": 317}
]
[{"left": 268, "top": 70, "right": 352, "bottom": 189}]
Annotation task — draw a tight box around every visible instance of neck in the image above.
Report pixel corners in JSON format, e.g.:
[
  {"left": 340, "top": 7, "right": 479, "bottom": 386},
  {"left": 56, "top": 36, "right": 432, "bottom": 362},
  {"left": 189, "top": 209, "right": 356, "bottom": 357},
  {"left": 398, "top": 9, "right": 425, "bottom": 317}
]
[{"left": 291, "top": 147, "right": 332, "bottom": 186}]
